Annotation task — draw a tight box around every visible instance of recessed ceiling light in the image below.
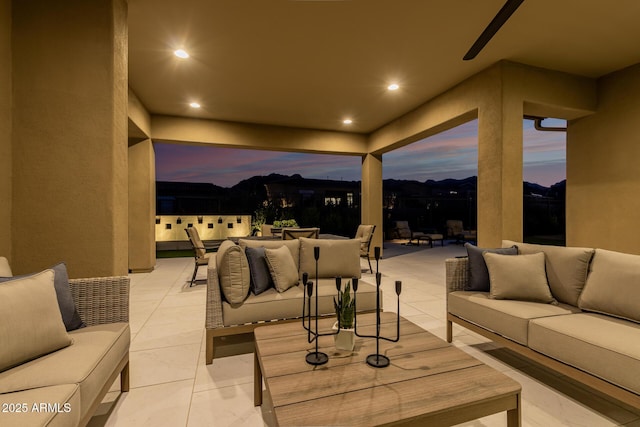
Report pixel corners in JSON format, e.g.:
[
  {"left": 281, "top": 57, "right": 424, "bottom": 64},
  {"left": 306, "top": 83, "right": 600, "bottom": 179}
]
[
  {"left": 174, "top": 49, "right": 189, "bottom": 59},
  {"left": 387, "top": 83, "right": 400, "bottom": 91},
  {"left": 343, "top": 119, "right": 353, "bottom": 125},
  {"left": 189, "top": 102, "right": 201, "bottom": 108}
]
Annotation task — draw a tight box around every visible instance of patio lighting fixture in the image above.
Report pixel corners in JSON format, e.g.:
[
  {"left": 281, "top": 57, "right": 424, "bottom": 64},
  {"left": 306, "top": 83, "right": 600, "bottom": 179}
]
[
  {"left": 387, "top": 83, "right": 399, "bottom": 91},
  {"left": 174, "top": 49, "right": 189, "bottom": 59},
  {"left": 189, "top": 102, "right": 201, "bottom": 109},
  {"left": 343, "top": 119, "right": 353, "bottom": 125}
]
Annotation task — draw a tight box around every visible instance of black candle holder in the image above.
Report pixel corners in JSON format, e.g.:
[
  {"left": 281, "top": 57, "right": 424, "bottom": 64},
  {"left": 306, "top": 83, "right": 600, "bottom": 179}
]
[
  {"left": 301, "top": 246, "right": 341, "bottom": 366},
  {"left": 353, "top": 246, "right": 402, "bottom": 368}
]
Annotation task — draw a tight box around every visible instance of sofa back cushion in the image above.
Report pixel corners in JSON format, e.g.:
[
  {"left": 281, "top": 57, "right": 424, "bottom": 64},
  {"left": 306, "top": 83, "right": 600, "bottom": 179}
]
[
  {"left": 0, "top": 257, "right": 11, "bottom": 276},
  {"left": 0, "top": 270, "right": 72, "bottom": 372},
  {"left": 579, "top": 248, "right": 640, "bottom": 323},
  {"left": 216, "top": 240, "right": 250, "bottom": 304},
  {"left": 299, "top": 238, "right": 361, "bottom": 279},
  {"left": 502, "top": 240, "right": 594, "bottom": 306},
  {"left": 238, "top": 239, "right": 300, "bottom": 270}
]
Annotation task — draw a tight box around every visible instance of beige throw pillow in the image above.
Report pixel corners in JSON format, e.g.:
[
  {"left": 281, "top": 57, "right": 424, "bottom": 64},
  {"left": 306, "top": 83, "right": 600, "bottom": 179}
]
[
  {"left": 0, "top": 270, "right": 72, "bottom": 372},
  {"left": 578, "top": 249, "right": 640, "bottom": 323},
  {"left": 502, "top": 240, "right": 594, "bottom": 306},
  {"left": 216, "top": 240, "right": 250, "bottom": 304},
  {"left": 484, "top": 252, "right": 557, "bottom": 304},
  {"left": 264, "top": 246, "right": 299, "bottom": 292}
]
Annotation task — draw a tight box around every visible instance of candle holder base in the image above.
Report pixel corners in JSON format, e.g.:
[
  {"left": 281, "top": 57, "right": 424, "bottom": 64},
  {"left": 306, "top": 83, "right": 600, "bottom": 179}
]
[
  {"left": 306, "top": 352, "right": 329, "bottom": 366},
  {"left": 366, "top": 354, "right": 390, "bottom": 368}
]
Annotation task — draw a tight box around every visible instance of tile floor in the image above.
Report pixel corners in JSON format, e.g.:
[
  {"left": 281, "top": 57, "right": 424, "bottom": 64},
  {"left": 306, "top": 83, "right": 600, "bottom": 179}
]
[{"left": 88, "top": 242, "right": 640, "bottom": 427}]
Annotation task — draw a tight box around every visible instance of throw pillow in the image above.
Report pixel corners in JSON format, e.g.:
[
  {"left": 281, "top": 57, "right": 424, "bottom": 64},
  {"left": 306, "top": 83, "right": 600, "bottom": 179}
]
[
  {"left": 0, "top": 270, "right": 72, "bottom": 372},
  {"left": 245, "top": 247, "right": 274, "bottom": 295},
  {"left": 484, "top": 252, "right": 557, "bottom": 304},
  {"left": 464, "top": 243, "right": 517, "bottom": 291},
  {"left": 0, "top": 262, "right": 85, "bottom": 331},
  {"left": 264, "top": 246, "right": 299, "bottom": 292},
  {"left": 0, "top": 256, "right": 11, "bottom": 276},
  {"left": 502, "top": 240, "right": 594, "bottom": 306},
  {"left": 578, "top": 249, "right": 640, "bottom": 323},
  {"left": 216, "top": 240, "right": 251, "bottom": 304}
]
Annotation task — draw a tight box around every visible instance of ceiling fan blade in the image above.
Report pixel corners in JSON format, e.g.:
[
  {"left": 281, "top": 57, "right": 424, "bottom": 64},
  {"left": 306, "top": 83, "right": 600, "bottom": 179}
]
[{"left": 463, "top": 0, "right": 525, "bottom": 61}]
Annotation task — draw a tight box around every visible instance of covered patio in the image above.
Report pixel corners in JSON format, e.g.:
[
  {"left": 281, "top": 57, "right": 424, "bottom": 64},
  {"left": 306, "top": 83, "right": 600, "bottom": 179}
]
[{"left": 88, "top": 244, "right": 640, "bottom": 426}]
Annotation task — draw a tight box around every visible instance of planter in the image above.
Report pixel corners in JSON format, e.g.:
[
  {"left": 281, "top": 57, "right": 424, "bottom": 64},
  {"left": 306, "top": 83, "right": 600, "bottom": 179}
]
[{"left": 332, "top": 321, "right": 355, "bottom": 351}]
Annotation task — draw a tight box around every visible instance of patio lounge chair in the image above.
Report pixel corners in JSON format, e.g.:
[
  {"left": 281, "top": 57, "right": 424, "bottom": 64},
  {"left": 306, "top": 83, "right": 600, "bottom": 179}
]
[
  {"left": 445, "top": 220, "right": 477, "bottom": 244},
  {"left": 355, "top": 224, "right": 376, "bottom": 272},
  {"left": 185, "top": 227, "right": 212, "bottom": 286},
  {"left": 281, "top": 227, "right": 320, "bottom": 240}
]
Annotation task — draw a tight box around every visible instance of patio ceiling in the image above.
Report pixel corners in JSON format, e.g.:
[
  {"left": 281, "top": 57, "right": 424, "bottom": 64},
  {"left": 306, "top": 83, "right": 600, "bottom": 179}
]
[{"left": 129, "top": 0, "right": 640, "bottom": 134}]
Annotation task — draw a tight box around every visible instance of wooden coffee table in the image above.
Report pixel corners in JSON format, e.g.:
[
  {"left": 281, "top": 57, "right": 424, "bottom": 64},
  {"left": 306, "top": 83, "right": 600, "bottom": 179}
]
[{"left": 254, "top": 312, "right": 521, "bottom": 426}]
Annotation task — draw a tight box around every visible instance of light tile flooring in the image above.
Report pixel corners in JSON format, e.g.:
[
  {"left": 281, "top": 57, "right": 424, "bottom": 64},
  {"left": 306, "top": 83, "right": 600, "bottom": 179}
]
[{"left": 88, "top": 243, "right": 640, "bottom": 427}]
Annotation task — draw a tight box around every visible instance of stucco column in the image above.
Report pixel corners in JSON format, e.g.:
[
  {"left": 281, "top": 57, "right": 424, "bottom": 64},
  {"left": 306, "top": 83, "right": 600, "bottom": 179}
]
[
  {"left": 12, "top": 0, "right": 128, "bottom": 277},
  {"left": 129, "top": 139, "right": 156, "bottom": 272},
  {"left": 0, "top": 0, "right": 11, "bottom": 260},
  {"left": 361, "top": 153, "right": 383, "bottom": 256},
  {"left": 477, "top": 96, "right": 523, "bottom": 247}
]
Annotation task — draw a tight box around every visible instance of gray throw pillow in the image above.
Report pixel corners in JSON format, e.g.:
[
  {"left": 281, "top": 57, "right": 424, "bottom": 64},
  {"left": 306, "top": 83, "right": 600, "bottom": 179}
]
[
  {"left": 0, "top": 262, "right": 85, "bottom": 331},
  {"left": 464, "top": 243, "right": 518, "bottom": 291},
  {"left": 245, "top": 247, "right": 274, "bottom": 295}
]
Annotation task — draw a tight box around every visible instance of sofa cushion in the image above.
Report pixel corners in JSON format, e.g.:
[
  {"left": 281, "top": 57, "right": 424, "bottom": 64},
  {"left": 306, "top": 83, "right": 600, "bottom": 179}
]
[
  {"left": 0, "top": 384, "right": 81, "bottom": 427},
  {"left": 245, "top": 247, "right": 274, "bottom": 295},
  {"left": 239, "top": 239, "right": 300, "bottom": 270},
  {"left": 299, "top": 238, "right": 361, "bottom": 279},
  {"left": 265, "top": 246, "right": 299, "bottom": 292},
  {"left": 0, "top": 323, "right": 130, "bottom": 420},
  {"left": 529, "top": 313, "right": 640, "bottom": 395},
  {"left": 578, "top": 248, "right": 640, "bottom": 323},
  {"left": 448, "top": 291, "right": 580, "bottom": 345},
  {"left": 222, "top": 278, "right": 379, "bottom": 326},
  {"left": 502, "top": 240, "right": 594, "bottom": 306},
  {"left": 216, "top": 240, "right": 250, "bottom": 304},
  {"left": 0, "top": 263, "right": 85, "bottom": 331},
  {"left": 0, "top": 270, "right": 72, "bottom": 372},
  {"left": 484, "top": 252, "right": 557, "bottom": 304},
  {"left": 0, "top": 256, "right": 11, "bottom": 276},
  {"left": 464, "top": 243, "right": 517, "bottom": 291}
]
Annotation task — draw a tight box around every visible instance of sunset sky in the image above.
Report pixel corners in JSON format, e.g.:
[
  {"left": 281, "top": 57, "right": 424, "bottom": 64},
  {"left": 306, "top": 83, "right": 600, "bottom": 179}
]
[{"left": 155, "top": 118, "right": 566, "bottom": 188}]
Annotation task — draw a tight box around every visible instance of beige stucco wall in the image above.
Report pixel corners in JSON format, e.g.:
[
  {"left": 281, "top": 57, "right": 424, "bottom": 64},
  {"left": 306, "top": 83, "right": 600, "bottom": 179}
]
[
  {"left": 361, "top": 154, "right": 383, "bottom": 253},
  {"left": 0, "top": 0, "right": 11, "bottom": 261},
  {"left": 567, "top": 63, "right": 640, "bottom": 253},
  {"left": 367, "top": 61, "right": 596, "bottom": 247},
  {"left": 11, "top": 0, "right": 128, "bottom": 277},
  {"left": 151, "top": 115, "right": 368, "bottom": 155},
  {"left": 129, "top": 139, "right": 156, "bottom": 272}
]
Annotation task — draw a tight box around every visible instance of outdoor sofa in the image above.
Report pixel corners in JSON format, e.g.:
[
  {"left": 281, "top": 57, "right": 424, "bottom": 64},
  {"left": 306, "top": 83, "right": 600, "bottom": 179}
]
[
  {"left": 446, "top": 240, "right": 640, "bottom": 409},
  {"left": 0, "top": 257, "right": 130, "bottom": 427},
  {"left": 205, "top": 237, "right": 381, "bottom": 364}
]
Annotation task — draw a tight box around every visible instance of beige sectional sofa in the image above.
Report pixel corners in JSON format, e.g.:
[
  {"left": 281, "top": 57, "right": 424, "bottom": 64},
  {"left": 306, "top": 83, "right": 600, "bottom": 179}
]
[
  {"left": 446, "top": 241, "right": 640, "bottom": 409},
  {"left": 0, "top": 257, "right": 130, "bottom": 427},
  {"left": 205, "top": 237, "right": 380, "bottom": 364}
]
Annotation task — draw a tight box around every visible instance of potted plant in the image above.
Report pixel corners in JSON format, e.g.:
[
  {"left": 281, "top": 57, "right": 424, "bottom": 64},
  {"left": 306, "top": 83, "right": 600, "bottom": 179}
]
[{"left": 333, "top": 280, "right": 356, "bottom": 351}]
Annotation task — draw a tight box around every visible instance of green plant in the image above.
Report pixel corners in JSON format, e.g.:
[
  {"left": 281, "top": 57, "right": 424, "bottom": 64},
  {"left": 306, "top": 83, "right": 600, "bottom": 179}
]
[
  {"left": 251, "top": 208, "right": 267, "bottom": 234},
  {"left": 333, "top": 281, "right": 355, "bottom": 329},
  {"left": 273, "top": 219, "right": 298, "bottom": 228}
]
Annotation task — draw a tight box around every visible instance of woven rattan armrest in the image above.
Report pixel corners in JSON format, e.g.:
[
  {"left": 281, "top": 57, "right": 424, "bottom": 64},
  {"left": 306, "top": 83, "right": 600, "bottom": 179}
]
[
  {"left": 206, "top": 254, "right": 224, "bottom": 330},
  {"left": 445, "top": 257, "right": 469, "bottom": 294},
  {"left": 69, "top": 276, "right": 129, "bottom": 327}
]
